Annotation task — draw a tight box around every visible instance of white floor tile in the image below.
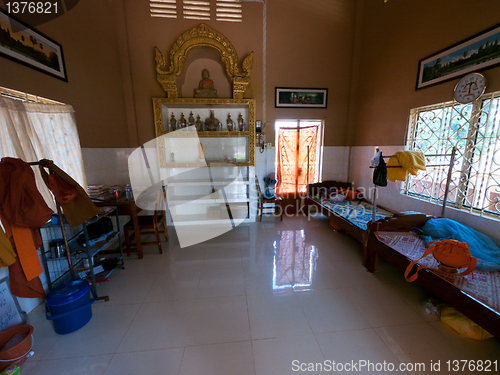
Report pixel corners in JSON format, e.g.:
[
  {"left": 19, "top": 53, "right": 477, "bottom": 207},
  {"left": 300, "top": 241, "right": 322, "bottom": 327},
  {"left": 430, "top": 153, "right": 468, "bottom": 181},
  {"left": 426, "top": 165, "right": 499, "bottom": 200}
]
[
  {"left": 344, "top": 284, "right": 425, "bottom": 327},
  {"left": 253, "top": 334, "right": 328, "bottom": 375},
  {"left": 180, "top": 341, "right": 254, "bottom": 375},
  {"left": 247, "top": 293, "right": 312, "bottom": 340},
  {"left": 104, "top": 348, "right": 184, "bottom": 375},
  {"left": 316, "top": 329, "right": 408, "bottom": 374},
  {"left": 27, "top": 355, "right": 112, "bottom": 375},
  {"left": 196, "top": 266, "right": 246, "bottom": 299},
  {"left": 116, "top": 300, "right": 194, "bottom": 352},
  {"left": 186, "top": 296, "right": 250, "bottom": 346},
  {"left": 42, "top": 304, "right": 140, "bottom": 359},
  {"left": 297, "top": 289, "right": 370, "bottom": 333},
  {"left": 375, "top": 322, "right": 477, "bottom": 374},
  {"left": 145, "top": 266, "right": 201, "bottom": 302}
]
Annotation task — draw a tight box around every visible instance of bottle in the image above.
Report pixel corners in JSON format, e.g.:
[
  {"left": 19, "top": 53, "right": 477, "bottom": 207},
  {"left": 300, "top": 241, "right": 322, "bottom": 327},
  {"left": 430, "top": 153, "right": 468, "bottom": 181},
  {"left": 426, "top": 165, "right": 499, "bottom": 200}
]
[
  {"left": 169, "top": 113, "right": 177, "bottom": 131},
  {"left": 125, "top": 184, "right": 133, "bottom": 199},
  {"left": 179, "top": 113, "right": 187, "bottom": 128},
  {"left": 237, "top": 113, "right": 244, "bottom": 131},
  {"left": 188, "top": 111, "right": 195, "bottom": 127},
  {"left": 84, "top": 234, "right": 108, "bottom": 247},
  {"left": 226, "top": 113, "right": 233, "bottom": 131}
]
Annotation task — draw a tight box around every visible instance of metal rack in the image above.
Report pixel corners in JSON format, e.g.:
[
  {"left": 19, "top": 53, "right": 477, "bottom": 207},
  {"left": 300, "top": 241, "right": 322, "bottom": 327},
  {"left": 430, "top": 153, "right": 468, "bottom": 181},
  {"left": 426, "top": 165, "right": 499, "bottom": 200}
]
[
  {"left": 30, "top": 161, "right": 124, "bottom": 301},
  {"left": 370, "top": 148, "right": 457, "bottom": 221}
]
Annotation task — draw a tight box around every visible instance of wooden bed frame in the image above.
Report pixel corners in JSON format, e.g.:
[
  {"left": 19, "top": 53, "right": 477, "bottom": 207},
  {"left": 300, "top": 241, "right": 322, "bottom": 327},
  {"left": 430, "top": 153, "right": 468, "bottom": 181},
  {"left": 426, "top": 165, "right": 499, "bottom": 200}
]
[{"left": 365, "top": 213, "right": 500, "bottom": 340}]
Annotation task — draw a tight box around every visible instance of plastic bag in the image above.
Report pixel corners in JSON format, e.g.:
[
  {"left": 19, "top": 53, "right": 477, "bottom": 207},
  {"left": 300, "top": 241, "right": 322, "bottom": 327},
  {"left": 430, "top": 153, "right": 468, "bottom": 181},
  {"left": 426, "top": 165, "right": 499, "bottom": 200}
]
[{"left": 440, "top": 307, "right": 493, "bottom": 340}]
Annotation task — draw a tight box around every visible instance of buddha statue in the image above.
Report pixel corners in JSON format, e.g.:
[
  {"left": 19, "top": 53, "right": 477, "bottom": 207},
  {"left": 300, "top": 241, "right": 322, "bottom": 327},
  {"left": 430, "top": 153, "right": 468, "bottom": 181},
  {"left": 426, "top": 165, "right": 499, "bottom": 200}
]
[{"left": 194, "top": 69, "right": 218, "bottom": 98}]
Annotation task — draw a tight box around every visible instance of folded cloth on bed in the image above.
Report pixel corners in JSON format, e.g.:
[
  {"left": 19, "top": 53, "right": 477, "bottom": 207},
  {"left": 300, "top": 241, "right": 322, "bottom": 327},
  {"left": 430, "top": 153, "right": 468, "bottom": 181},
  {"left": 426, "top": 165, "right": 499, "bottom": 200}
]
[
  {"left": 419, "top": 218, "right": 500, "bottom": 271},
  {"left": 387, "top": 151, "right": 426, "bottom": 182}
]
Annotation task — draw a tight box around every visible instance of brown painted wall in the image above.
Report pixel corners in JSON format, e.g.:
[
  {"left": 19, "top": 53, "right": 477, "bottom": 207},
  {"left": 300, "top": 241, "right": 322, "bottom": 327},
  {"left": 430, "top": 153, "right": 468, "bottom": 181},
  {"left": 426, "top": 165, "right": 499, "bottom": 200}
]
[
  {"left": 350, "top": 0, "right": 500, "bottom": 146},
  {"left": 5, "top": 1, "right": 499, "bottom": 150},
  {"left": 0, "top": 0, "right": 129, "bottom": 147},
  {"left": 266, "top": 0, "right": 356, "bottom": 146},
  {"left": 0, "top": 0, "right": 355, "bottom": 148}
]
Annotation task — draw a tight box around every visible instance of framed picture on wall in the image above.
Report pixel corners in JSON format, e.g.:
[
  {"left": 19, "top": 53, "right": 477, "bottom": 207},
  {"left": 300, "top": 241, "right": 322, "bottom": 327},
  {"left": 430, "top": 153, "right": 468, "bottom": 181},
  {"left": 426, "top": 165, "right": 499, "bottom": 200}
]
[
  {"left": 275, "top": 87, "right": 328, "bottom": 108},
  {"left": 0, "top": 8, "right": 67, "bottom": 81},
  {"left": 416, "top": 23, "right": 500, "bottom": 89}
]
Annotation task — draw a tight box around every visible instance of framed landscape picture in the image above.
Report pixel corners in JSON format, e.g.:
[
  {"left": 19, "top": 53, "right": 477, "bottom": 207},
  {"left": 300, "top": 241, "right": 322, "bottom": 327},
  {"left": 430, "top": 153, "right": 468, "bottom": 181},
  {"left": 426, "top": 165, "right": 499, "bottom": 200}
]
[
  {"left": 416, "top": 23, "right": 500, "bottom": 89},
  {"left": 275, "top": 88, "right": 328, "bottom": 108},
  {"left": 0, "top": 9, "right": 67, "bottom": 81}
]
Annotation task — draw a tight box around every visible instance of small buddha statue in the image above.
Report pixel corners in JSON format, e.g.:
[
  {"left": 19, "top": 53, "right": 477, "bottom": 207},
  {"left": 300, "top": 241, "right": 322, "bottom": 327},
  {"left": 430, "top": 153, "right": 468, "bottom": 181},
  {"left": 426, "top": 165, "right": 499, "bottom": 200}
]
[{"left": 194, "top": 69, "right": 218, "bottom": 98}]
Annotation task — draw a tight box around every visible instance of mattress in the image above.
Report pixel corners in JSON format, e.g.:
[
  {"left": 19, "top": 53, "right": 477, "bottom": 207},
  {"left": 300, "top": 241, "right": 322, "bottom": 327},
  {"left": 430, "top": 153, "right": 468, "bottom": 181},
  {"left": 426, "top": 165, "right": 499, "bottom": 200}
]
[
  {"left": 375, "top": 231, "right": 500, "bottom": 314},
  {"left": 313, "top": 198, "right": 393, "bottom": 229}
]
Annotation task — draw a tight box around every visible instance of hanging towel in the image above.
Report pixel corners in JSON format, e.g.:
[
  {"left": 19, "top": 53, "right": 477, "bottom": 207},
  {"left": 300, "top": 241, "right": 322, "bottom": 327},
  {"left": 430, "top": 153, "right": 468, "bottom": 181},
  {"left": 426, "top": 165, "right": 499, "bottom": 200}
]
[
  {"left": 387, "top": 151, "right": 426, "bottom": 182},
  {"left": 38, "top": 159, "right": 101, "bottom": 227}
]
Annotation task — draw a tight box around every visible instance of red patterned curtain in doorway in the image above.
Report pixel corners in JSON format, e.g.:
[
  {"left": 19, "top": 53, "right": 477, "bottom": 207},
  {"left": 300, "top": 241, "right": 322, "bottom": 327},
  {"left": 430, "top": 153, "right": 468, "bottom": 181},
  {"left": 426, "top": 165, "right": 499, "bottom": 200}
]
[{"left": 277, "top": 125, "right": 318, "bottom": 194}]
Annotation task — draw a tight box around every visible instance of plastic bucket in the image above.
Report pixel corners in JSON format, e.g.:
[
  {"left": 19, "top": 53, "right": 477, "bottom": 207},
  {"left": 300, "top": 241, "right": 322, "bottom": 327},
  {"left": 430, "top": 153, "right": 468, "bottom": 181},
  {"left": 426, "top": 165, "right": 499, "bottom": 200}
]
[
  {"left": 0, "top": 324, "right": 33, "bottom": 372},
  {"left": 45, "top": 280, "right": 95, "bottom": 335}
]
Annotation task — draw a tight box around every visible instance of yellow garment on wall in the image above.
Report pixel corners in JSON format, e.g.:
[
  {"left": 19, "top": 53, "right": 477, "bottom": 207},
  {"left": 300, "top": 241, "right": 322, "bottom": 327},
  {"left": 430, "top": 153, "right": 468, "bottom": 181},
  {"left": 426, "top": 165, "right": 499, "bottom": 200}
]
[{"left": 387, "top": 151, "right": 426, "bottom": 182}]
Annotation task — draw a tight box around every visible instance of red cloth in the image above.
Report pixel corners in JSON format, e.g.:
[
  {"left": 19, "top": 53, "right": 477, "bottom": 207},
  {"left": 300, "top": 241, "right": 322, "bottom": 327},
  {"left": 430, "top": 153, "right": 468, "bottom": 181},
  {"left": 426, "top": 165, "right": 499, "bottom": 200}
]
[{"left": 0, "top": 157, "right": 53, "bottom": 299}]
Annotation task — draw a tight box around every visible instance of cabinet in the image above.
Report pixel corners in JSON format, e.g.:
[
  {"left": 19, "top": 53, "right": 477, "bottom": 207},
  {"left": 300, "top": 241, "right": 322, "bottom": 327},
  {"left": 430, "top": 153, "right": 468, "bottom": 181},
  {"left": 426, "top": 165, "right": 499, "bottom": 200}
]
[
  {"left": 151, "top": 98, "right": 256, "bottom": 228},
  {"left": 153, "top": 98, "right": 255, "bottom": 167},
  {"left": 40, "top": 206, "right": 124, "bottom": 301}
]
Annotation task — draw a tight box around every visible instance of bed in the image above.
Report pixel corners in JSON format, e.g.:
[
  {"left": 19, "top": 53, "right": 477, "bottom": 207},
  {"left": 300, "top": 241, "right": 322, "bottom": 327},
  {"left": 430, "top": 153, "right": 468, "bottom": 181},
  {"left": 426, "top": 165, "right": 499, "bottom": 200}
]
[
  {"left": 305, "top": 181, "right": 395, "bottom": 243},
  {"left": 365, "top": 212, "right": 500, "bottom": 339}
]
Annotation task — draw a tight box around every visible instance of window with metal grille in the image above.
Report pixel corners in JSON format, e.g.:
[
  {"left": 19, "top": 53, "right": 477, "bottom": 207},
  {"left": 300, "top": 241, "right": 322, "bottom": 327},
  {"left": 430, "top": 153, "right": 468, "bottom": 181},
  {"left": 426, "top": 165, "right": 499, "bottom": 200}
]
[
  {"left": 150, "top": 0, "right": 178, "bottom": 18},
  {"left": 216, "top": 0, "right": 242, "bottom": 22},
  {"left": 404, "top": 92, "right": 500, "bottom": 219},
  {"left": 183, "top": 0, "right": 211, "bottom": 20}
]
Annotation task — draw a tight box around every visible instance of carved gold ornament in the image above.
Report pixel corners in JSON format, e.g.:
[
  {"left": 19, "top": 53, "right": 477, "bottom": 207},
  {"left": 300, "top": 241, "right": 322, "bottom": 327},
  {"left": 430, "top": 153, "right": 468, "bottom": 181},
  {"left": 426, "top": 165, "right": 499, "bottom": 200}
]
[{"left": 154, "top": 23, "right": 253, "bottom": 99}]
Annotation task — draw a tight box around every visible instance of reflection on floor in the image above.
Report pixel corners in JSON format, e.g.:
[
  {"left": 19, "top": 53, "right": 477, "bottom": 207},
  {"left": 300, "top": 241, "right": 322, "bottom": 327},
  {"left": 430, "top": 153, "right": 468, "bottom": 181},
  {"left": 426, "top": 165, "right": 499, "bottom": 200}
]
[{"left": 23, "top": 214, "right": 499, "bottom": 375}]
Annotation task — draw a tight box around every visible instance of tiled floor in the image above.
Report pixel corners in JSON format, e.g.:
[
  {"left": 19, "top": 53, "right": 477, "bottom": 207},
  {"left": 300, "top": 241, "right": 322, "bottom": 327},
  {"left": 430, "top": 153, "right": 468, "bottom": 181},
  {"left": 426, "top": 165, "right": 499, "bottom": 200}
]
[{"left": 23, "top": 215, "right": 500, "bottom": 374}]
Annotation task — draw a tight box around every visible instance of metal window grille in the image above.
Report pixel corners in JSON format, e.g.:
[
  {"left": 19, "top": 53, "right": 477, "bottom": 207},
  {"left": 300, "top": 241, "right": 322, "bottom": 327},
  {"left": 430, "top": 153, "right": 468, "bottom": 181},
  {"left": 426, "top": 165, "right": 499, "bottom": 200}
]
[
  {"left": 404, "top": 92, "right": 500, "bottom": 219},
  {"left": 150, "top": 0, "right": 177, "bottom": 18},
  {"left": 183, "top": 0, "right": 211, "bottom": 20},
  {"left": 216, "top": 0, "right": 242, "bottom": 22}
]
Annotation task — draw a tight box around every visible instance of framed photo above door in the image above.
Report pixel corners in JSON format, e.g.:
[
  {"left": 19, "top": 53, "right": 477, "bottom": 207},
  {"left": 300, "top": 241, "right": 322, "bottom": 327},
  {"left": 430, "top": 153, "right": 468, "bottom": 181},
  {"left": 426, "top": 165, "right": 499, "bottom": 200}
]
[{"left": 275, "top": 88, "right": 328, "bottom": 108}]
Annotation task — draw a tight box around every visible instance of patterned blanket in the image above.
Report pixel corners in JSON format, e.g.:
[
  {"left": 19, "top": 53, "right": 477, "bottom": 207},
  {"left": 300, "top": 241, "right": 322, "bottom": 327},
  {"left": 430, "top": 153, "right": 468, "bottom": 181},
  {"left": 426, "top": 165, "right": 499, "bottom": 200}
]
[
  {"left": 315, "top": 199, "right": 393, "bottom": 230},
  {"left": 375, "top": 231, "right": 500, "bottom": 314}
]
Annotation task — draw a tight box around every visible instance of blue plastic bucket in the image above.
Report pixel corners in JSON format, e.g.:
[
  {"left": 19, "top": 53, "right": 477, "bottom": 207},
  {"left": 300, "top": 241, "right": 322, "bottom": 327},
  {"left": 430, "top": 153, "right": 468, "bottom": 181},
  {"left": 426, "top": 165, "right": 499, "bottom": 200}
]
[{"left": 45, "top": 280, "right": 95, "bottom": 334}]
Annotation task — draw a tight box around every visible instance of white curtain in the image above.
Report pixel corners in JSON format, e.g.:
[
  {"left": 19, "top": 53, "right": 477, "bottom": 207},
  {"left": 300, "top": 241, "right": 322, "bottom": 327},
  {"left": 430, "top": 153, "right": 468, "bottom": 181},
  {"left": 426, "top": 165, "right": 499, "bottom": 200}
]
[{"left": 0, "top": 96, "right": 87, "bottom": 210}]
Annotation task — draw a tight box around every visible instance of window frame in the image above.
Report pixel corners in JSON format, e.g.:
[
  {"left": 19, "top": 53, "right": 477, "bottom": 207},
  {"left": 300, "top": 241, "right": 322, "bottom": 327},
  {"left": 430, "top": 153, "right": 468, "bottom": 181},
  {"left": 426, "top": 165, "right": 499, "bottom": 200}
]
[{"left": 404, "top": 91, "right": 500, "bottom": 219}]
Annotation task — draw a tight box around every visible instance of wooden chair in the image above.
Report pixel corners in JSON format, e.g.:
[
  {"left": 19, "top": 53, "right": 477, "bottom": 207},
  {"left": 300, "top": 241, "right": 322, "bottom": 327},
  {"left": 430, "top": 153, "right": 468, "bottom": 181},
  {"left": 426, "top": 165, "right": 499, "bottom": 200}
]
[
  {"left": 123, "top": 187, "right": 168, "bottom": 256},
  {"left": 255, "top": 176, "right": 283, "bottom": 221}
]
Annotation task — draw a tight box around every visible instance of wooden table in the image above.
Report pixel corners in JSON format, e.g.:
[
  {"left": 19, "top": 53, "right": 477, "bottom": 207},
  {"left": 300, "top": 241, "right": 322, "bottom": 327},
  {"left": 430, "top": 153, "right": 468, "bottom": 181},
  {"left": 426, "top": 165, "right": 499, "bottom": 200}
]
[{"left": 93, "top": 198, "right": 145, "bottom": 259}]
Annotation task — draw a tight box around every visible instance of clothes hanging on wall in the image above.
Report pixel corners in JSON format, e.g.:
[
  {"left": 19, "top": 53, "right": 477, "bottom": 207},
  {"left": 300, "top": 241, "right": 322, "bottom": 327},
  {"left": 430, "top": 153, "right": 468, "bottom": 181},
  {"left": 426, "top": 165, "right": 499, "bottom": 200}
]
[
  {"left": 387, "top": 151, "right": 426, "bottom": 182},
  {"left": 0, "top": 157, "right": 53, "bottom": 299}
]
